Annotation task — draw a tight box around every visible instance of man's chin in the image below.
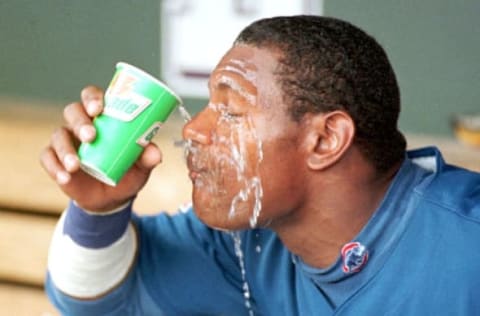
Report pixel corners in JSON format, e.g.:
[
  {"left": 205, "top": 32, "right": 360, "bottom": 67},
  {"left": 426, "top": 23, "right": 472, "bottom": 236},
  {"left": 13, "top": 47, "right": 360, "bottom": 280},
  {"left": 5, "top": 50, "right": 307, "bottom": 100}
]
[{"left": 192, "top": 203, "right": 252, "bottom": 231}]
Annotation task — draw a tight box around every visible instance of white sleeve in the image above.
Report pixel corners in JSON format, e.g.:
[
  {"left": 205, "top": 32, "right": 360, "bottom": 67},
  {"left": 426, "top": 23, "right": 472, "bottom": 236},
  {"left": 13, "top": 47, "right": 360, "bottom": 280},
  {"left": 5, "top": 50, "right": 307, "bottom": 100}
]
[{"left": 47, "top": 202, "right": 137, "bottom": 298}]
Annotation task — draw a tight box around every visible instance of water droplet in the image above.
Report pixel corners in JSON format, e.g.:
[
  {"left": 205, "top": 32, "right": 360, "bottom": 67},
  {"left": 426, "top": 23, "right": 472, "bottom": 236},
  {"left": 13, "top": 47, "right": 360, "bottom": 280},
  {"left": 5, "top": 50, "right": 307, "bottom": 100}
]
[
  {"left": 178, "top": 105, "right": 192, "bottom": 122},
  {"left": 232, "top": 232, "right": 255, "bottom": 316},
  {"left": 182, "top": 72, "right": 265, "bottom": 315},
  {"left": 255, "top": 245, "right": 261, "bottom": 253}
]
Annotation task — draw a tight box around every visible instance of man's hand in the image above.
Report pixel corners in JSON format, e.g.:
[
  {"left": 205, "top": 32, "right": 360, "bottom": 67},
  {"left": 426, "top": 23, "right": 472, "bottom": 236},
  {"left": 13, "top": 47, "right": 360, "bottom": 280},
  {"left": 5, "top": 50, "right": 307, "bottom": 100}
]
[{"left": 39, "top": 86, "right": 162, "bottom": 212}]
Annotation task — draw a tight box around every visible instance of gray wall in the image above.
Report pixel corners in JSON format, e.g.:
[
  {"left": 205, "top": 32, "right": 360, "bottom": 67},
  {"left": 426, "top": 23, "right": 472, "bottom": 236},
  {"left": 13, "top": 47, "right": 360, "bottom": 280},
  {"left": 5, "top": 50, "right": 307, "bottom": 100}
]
[
  {"left": 1, "top": 1, "right": 479, "bottom": 135},
  {"left": 325, "top": 0, "right": 480, "bottom": 135},
  {"left": 0, "top": 0, "right": 160, "bottom": 101}
]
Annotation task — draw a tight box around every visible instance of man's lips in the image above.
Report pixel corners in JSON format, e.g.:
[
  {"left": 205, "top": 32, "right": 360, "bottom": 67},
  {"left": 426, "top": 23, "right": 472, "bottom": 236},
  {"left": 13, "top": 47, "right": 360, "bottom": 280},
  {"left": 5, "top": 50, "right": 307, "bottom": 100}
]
[
  {"left": 188, "top": 170, "right": 200, "bottom": 180},
  {"left": 186, "top": 155, "right": 205, "bottom": 181}
]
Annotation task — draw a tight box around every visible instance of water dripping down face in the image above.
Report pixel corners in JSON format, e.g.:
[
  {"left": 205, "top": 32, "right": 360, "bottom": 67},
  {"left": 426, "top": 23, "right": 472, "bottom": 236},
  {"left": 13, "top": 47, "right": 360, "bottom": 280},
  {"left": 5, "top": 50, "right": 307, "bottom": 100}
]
[
  {"left": 183, "top": 44, "right": 304, "bottom": 231},
  {"left": 183, "top": 56, "right": 264, "bottom": 230},
  {"left": 213, "top": 101, "right": 264, "bottom": 228}
]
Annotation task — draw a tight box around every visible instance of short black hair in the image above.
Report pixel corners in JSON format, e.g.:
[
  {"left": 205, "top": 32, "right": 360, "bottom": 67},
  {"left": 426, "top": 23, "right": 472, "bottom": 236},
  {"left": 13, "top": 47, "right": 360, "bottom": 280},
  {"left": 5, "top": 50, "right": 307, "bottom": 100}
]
[{"left": 234, "top": 15, "right": 406, "bottom": 172}]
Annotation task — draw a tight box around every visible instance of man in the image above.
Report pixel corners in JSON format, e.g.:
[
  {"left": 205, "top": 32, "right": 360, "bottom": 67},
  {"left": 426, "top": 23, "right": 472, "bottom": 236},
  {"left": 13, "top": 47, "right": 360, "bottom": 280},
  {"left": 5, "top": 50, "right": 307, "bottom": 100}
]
[{"left": 40, "top": 15, "right": 480, "bottom": 315}]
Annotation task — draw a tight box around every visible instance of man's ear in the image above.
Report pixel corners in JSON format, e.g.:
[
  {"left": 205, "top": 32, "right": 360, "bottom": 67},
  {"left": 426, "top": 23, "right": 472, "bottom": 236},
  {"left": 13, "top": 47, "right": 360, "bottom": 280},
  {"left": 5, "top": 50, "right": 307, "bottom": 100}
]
[{"left": 304, "top": 111, "right": 355, "bottom": 170}]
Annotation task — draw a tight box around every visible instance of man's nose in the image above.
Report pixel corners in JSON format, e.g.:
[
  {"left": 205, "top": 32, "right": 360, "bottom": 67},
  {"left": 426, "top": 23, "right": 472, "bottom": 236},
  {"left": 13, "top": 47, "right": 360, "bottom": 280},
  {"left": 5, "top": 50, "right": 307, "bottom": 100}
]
[{"left": 182, "top": 106, "right": 216, "bottom": 145}]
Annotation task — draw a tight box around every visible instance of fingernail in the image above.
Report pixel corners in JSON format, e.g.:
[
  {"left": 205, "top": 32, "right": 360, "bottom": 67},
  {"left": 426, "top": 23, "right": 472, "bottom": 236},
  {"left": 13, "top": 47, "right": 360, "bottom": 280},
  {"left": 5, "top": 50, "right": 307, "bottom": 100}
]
[
  {"left": 87, "top": 99, "right": 102, "bottom": 116},
  {"left": 64, "top": 154, "right": 78, "bottom": 172},
  {"left": 79, "top": 125, "right": 95, "bottom": 141},
  {"left": 56, "top": 171, "right": 71, "bottom": 185}
]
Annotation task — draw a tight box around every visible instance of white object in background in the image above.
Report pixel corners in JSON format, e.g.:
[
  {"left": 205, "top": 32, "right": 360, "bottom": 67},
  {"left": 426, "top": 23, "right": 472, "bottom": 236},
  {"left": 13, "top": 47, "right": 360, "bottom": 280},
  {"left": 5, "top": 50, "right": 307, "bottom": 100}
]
[{"left": 161, "top": 0, "right": 323, "bottom": 98}]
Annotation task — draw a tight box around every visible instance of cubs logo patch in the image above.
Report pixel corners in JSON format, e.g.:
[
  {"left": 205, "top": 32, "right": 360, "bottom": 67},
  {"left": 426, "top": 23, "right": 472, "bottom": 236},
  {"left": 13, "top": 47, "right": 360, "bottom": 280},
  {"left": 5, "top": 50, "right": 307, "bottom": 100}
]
[{"left": 341, "top": 241, "right": 368, "bottom": 274}]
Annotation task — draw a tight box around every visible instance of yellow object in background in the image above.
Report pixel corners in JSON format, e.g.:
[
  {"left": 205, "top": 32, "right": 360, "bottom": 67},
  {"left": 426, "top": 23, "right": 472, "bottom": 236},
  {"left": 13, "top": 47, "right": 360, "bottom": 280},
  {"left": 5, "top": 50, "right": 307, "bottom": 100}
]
[{"left": 452, "top": 114, "right": 480, "bottom": 148}]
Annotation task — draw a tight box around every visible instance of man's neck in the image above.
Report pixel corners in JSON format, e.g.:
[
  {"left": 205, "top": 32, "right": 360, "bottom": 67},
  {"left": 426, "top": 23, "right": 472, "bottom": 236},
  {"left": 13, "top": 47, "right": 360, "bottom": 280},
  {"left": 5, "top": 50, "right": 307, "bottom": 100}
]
[{"left": 271, "top": 160, "right": 402, "bottom": 269}]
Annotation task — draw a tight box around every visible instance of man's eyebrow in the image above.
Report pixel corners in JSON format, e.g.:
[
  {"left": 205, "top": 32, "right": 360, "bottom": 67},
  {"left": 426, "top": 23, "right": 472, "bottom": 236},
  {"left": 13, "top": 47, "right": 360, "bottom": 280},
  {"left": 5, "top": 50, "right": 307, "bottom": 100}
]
[
  {"left": 209, "top": 74, "right": 236, "bottom": 91},
  {"left": 226, "top": 77, "right": 257, "bottom": 104},
  {"left": 209, "top": 68, "right": 257, "bottom": 104}
]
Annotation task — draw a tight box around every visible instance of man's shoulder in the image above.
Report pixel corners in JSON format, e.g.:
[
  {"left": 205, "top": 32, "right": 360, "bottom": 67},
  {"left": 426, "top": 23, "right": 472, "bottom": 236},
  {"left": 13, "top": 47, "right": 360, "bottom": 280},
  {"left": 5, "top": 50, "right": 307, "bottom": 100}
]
[{"left": 415, "top": 162, "right": 480, "bottom": 224}]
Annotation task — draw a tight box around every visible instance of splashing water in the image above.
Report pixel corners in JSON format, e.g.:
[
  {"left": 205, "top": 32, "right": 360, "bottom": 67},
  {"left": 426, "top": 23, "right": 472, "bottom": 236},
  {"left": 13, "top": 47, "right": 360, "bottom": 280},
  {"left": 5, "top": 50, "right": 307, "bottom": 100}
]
[
  {"left": 177, "top": 105, "right": 195, "bottom": 159},
  {"left": 213, "top": 102, "right": 264, "bottom": 228},
  {"left": 216, "top": 74, "right": 256, "bottom": 105},
  {"left": 231, "top": 231, "right": 255, "bottom": 316},
  {"left": 215, "top": 103, "right": 264, "bottom": 316},
  {"left": 181, "top": 102, "right": 263, "bottom": 315},
  {"left": 229, "top": 59, "right": 258, "bottom": 83},
  {"left": 182, "top": 100, "right": 264, "bottom": 228},
  {"left": 180, "top": 61, "right": 264, "bottom": 315},
  {"left": 178, "top": 104, "right": 192, "bottom": 122},
  {"left": 228, "top": 176, "right": 263, "bottom": 228}
]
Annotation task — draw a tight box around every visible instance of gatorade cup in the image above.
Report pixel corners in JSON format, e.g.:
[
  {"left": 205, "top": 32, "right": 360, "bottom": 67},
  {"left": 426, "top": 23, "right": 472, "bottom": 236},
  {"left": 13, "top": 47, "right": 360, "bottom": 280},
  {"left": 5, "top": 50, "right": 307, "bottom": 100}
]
[{"left": 78, "top": 62, "right": 182, "bottom": 186}]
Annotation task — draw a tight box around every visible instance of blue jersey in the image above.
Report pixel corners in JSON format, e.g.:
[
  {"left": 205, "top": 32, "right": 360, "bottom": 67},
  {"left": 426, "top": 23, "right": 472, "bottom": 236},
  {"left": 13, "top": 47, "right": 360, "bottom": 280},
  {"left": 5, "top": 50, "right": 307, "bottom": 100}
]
[{"left": 46, "top": 147, "right": 480, "bottom": 315}]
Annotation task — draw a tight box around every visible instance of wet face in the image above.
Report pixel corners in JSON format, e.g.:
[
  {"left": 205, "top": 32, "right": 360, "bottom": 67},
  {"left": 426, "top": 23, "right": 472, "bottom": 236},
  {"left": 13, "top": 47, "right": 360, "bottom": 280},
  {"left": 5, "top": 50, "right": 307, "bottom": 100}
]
[{"left": 183, "top": 44, "right": 306, "bottom": 230}]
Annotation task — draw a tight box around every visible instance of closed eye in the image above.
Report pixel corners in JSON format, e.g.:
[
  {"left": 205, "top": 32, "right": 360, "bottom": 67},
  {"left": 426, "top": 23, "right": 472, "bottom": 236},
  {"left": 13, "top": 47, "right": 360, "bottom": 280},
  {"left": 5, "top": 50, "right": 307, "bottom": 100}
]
[{"left": 221, "top": 111, "right": 243, "bottom": 121}]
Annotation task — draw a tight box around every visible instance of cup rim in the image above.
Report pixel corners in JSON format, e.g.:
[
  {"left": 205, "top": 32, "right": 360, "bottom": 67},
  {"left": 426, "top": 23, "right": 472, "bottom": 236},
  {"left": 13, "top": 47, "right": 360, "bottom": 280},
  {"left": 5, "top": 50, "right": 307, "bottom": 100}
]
[{"left": 116, "top": 62, "right": 183, "bottom": 104}]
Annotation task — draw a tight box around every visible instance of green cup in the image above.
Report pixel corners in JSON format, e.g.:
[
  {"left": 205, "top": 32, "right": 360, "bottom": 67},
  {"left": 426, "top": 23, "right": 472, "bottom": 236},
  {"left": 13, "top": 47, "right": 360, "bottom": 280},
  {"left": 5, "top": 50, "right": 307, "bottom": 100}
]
[{"left": 78, "top": 62, "right": 182, "bottom": 186}]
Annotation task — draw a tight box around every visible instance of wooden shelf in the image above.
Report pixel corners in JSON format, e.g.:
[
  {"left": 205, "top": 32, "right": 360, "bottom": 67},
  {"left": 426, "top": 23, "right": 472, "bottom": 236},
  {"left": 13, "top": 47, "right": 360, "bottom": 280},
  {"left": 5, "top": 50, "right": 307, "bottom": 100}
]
[
  {"left": 0, "top": 283, "right": 59, "bottom": 316},
  {"left": 0, "top": 210, "right": 56, "bottom": 286}
]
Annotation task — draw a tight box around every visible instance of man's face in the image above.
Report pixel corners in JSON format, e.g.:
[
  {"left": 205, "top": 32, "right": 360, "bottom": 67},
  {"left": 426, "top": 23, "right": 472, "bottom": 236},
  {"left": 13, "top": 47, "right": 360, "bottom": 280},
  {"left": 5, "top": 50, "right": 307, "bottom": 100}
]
[{"left": 183, "top": 44, "right": 306, "bottom": 230}]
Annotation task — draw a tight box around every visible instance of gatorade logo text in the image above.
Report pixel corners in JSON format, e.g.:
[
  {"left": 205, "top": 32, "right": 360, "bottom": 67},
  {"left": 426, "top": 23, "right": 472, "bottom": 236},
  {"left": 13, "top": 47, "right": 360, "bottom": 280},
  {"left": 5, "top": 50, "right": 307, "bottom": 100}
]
[
  {"left": 103, "top": 72, "right": 153, "bottom": 121},
  {"left": 137, "top": 122, "right": 163, "bottom": 147}
]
